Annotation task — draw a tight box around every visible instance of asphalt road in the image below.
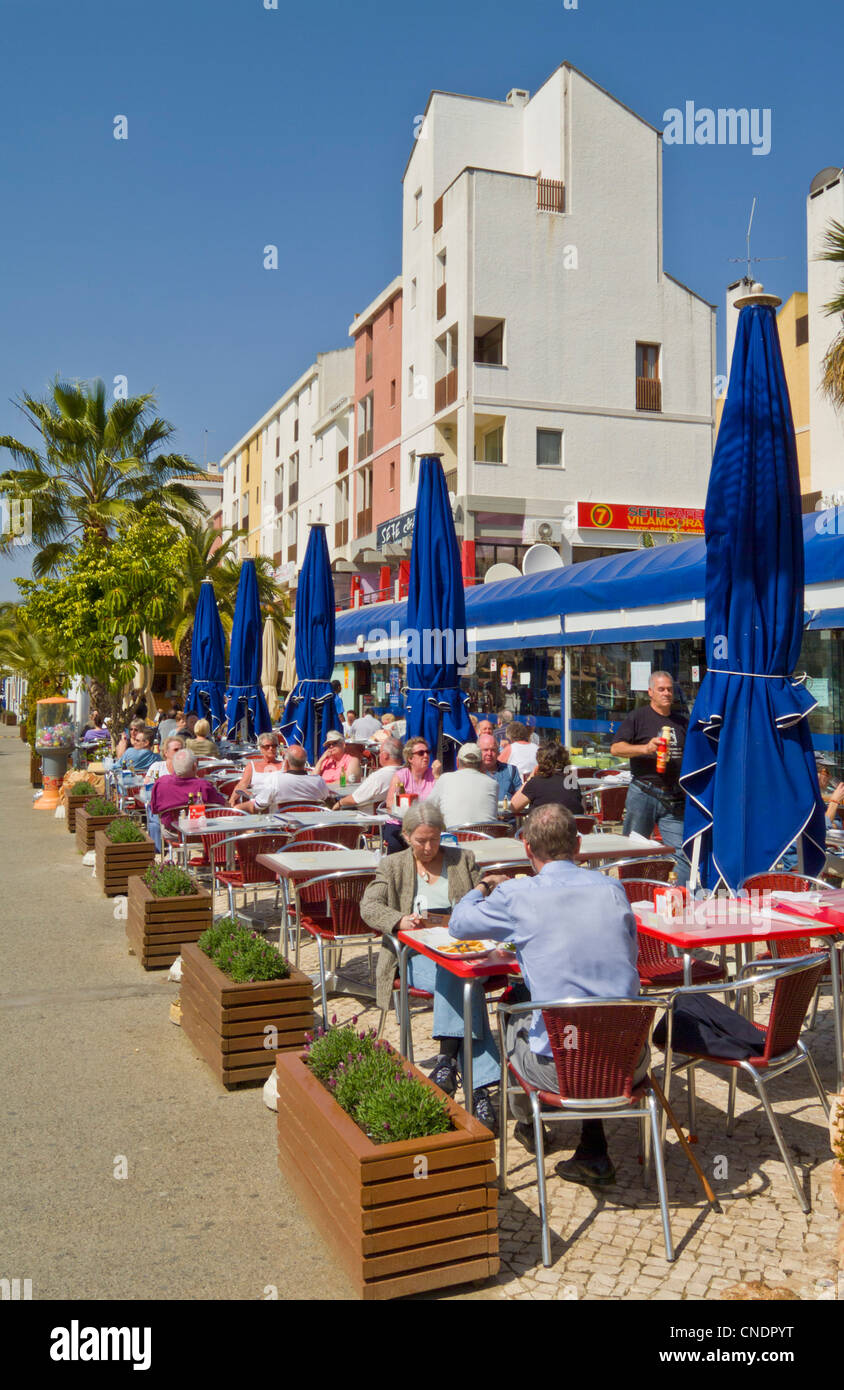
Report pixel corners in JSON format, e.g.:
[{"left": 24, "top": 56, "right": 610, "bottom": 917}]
[{"left": 0, "top": 728, "right": 352, "bottom": 1301}]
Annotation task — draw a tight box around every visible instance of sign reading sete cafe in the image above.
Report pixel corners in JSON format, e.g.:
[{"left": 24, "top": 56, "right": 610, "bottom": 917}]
[
  {"left": 577, "top": 502, "right": 705, "bottom": 535},
  {"left": 377, "top": 510, "right": 416, "bottom": 550}
]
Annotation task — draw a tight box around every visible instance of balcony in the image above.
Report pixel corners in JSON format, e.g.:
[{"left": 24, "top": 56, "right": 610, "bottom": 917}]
[
  {"left": 537, "top": 177, "right": 565, "bottom": 213},
  {"left": 273, "top": 550, "right": 282, "bottom": 568},
  {"left": 274, "top": 493, "right": 283, "bottom": 513},
  {"left": 293, "top": 418, "right": 299, "bottom": 442},
  {"left": 335, "top": 518, "right": 349, "bottom": 548},
  {"left": 287, "top": 544, "right": 297, "bottom": 562},
  {"left": 636, "top": 377, "right": 662, "bottom": 412},
  {"left": 357, "top": 429, "right": 373, "bottom": 461},
  {"left": 289, "top": 480, "right": 298, "bottom": 504},
  {"left": 355, "top": 507, "right": 373, "bottom": 538},
  {"left": 436, "top": 283, "right": 447, "bottom": 320},
  {"left": 433, "top": 194, "right": 443, "bottom": 233},
  {"left": 365, "top": 351, "right": 373, "bottom": 381},
  {"left": 434, "top": 369, "right": 457, "bottom": 412},
  {"left": 338, "top": 446, "right": 348, "bottom": 474},
  {"left": 444, "top": 469, "right": 457, "bottom": 494}
]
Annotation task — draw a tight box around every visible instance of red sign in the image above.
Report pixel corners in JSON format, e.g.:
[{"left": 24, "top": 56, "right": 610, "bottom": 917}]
[{"left": 577, "top": 502, "right": 704, "bottom": 535}]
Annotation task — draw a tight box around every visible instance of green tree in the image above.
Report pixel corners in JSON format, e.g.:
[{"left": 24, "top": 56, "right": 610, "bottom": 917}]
[
  {"left": 0, "top": 377, "right": 205, "bottom": 577},
  {"left": 0, "top": 603, "right": 71, "bottom": 744},
  {"left": 818, "top": 218, "right": 844, "bottom": 408}
]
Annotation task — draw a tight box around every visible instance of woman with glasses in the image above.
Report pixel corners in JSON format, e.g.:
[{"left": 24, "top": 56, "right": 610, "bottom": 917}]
[
  {"left": 383, "top": 737, "right": 437, "bottom": 854},
  {"left": 228, "top": 732, "right": 282, "bottom": 807}
]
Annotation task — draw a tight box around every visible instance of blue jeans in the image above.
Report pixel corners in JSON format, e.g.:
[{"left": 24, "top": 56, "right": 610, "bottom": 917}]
[
  {"left": 407, "top": 952, "right": 501, "bottom": 1089},
  {"left": 622, "top": 781, "right": 691, "bottom": 885}
]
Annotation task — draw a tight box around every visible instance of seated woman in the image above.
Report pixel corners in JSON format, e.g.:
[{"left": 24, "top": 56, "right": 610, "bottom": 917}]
[
  {"left": 510, "top": 741, "right": 584, "bottom": 817},
  {"left": 185, "top": 719, "right": 218, "bottom": 757},
  {"left": 228, "top": 732, "right": 282, "bottom": 806},
  {"left": 360, "top": 801, "right": 500, "bottom": 1133},
  {"left": 382, "top": 735, "right": 438, "bottom": 854},
  {"left": 314, "top": 731, "right": 362, "bottom": 786}
]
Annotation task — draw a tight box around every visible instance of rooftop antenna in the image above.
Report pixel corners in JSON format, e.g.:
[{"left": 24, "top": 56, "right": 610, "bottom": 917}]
[{"left": 728, "top": 197, "right": 785, "bottom": 282}]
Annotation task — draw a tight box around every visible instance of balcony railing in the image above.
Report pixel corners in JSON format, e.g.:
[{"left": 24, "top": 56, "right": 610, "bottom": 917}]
[
  {"left": 433, "top": 194, "right": 444, "bottom": 233},
  {"left": 287, "top": 543, "right": 297, "bottom": 562},
  {"left": 537, "top": 177, "right": 565, "bottom": 213},
  {"left": 636, "top": 377, "right": 662, "bottom": 412},
  {"left": 338, "top": 446, "right": 348, "bottom": 474},
  {"left": 444, "top": 469, "right": 457, "bottom": 494},
  {"left": 289, "top": 480, "right": 298, "bottom": 504},
  {"left": 357, "top": 429, "right": 373, "bottom": 461},
  {"left": 355, "top": 507, "right": 373, "bottom": 538},
  {"left": 293, "top": 419, "right": 299, "bottom": 442},
  {"left": 335, "top": 518, "right": 348, "bottom": 548},
  {"left": 434, "top": 369, "right": 457, "bottom": 412},
  {"left": 436, "top": 283, "right": 447, "bottom": 320},
  {"left": 273, "top": 550, "right": 282, "bottom": 568}
]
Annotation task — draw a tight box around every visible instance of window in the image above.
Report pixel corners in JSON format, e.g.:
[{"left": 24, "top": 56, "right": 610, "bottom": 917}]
[
  {"left": 474, "top": 320, "right": 504, "bottom": 364},
  {"left": 536, "top": 429, "right": 562, "bottom": 468},
  {"left": 390, "top": 378, "right": 396, "bottom": 408},
  {"left": 796, "top": 314, "right": 809, "bottom": 347},
  {"left": 245, "top": 459, "right": 250, "bottom": 484},
  {"left": 364, "top": 326, "right": 373, "bottom": 381},
  {"left": 275, "top": 436, "right": 280, "bottom": 457},
  {"left": 407, "top": 364, "right": 415, "bottom": 396},
  {"left": 410, "top": 450, "right": 417, "bottom": 482},
  {"left": 636, "top": 342, "right": 662, "bottom": 411},
  {"left": 389, "top": 459, "right": 396, "bottom": 491},
  {"left": 357, "top": 393, "right": 373, "bottom": 460},
  {"left": 481, "top": 426, "right": 504, "bottom": 463},
  {"left": 410, "top": 276, "right": 417, "bottom": 309},
  {"left": 414, "top": 187, "right": 422, "bottom": 226}
]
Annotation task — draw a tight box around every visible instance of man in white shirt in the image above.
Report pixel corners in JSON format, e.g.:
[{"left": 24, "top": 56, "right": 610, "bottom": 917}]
[
  {"left": 427, "top": 743, "right": 499, "bottom": 826},
  {"left": 350, "top": 710, "right": 382, "bottom": 741},
  {"left": 505, "top": 721, "right": 538, "bottom": 779},
  {"left": 333, "top": 739, "right": 403, "bottom": 813},
  {"left": 240, "top": 745, "right": 332, "bottom": 811}
]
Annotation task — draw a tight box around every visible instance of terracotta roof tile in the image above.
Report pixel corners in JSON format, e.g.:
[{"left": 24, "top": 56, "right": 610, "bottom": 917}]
[{"left": 152, "top": 638, "right": 175, "bottom": 657}]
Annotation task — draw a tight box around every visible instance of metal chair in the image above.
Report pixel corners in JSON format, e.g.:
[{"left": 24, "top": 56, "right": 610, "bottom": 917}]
[
  {"left": 739, "top": 872, "right": 837, "bottom": 1029},
  {"left": 296, "top": 870, "right": 379, "bottom": 1023},
  {"left": 574, "top": 814, "right": 597, "bottom": 835},
  {"left": 621, "top": 878, "right": 726, "bottom": 991},
  {"left": 658, "top": 955, "right": 830, "bottom": 1210},
  {"left": 497, "top": 995, "right": 674, "bottom": 1264},
  {"left": 447, "top": 821, "right": 513, "bottom": 842},
  {"left": 214, "top": 831, "right": 291, "bottom": 920},
  {"left": 286, "top": 822, "right": 364, "bottom": 850},
  {"left": 611, "top": 856, "right": 676, "bottom": 883},
  {"left": 593, "top": 784, "right": 628, "bottom": 830},
  {"left": 189, "top": 806, "right": 252, "bottom": 879},
  {"left": 285, "top": 840, "right": 356, "bottom": 962}
]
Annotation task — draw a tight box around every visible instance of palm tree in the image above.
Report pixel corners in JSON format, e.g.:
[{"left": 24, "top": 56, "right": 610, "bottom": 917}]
[
  {"left": 0, "top": 377, "right": 206, "bottom": 576},
  {"left": 169, "top": 523, "right": 290, "bottom": 699},
  {"left": 818, "top": 218, "right": 844, "bottom": 408},
  {"left": 0, "top": 603, "right": 70, "bottom": 742}
]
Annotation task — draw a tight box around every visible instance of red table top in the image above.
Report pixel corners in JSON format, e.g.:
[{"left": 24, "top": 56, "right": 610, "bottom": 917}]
[
  {"left": 634, "top": 898, "right": 844, "bottom": 950},
  {"left": 397, "top": 927, "right": 522, "bottom": 980}
]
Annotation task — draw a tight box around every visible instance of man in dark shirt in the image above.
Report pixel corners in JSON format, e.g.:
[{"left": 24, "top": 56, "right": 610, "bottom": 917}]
[{"left": 610, "top": 670, "right": 690, "bottom": 883}]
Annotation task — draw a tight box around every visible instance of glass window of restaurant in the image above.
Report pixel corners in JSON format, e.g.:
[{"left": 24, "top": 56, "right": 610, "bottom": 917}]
[
  {"left": 569, "top": 638, "right": 707, "bottom": 756},
  {"left": 460, "top": 648, "right": 563, "bottom": 735},
  {"left": 801, "top": 628, "right": 844, "bottom": 766}
]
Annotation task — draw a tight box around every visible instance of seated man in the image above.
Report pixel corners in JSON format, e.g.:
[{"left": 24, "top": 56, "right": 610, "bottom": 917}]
[
  {"left": 149, "top": 748, "right": 226, "bottom": 833},
  {"left": 350, "top": 708, "right": 381, "bottom": 741},
  {"left": 449, "top": 803, "right": 644, "bottom": 1187},
  {"left": 478, "top": 732, "right": 521, "bottom": 802},
  {"left": 114, "top": 727, "right": 161, "bottom": 774},
  {"left": 240, "top": 745, "right": 332, "bottom": 812},
  {"left": 333, "top": 738, "right": 403, "bottom": 813},
  {"left": 427, "top": 743, "right": 499, "bottom": 826}
]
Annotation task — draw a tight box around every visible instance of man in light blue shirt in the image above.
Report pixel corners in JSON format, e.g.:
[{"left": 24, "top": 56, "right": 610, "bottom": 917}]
[
  {"left": 449, "top": 803, "right": 644, "bottom": 1186},
  {"left": 114, "top": 728, "right": 161, "bottom": 775}
]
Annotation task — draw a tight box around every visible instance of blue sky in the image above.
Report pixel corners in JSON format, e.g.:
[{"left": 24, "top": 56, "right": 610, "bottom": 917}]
[{"left": 1, "top": 0, "right": 841, "bottom": 598}]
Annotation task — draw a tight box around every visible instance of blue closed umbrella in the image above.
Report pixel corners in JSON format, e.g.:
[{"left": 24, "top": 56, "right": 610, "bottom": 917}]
[
  {"left": 681, "top": 290, "right": 826, "bottom": 891},
  {"left": 224, "top": 559, "right": 272, "bottom": 740},
  {"left": 405, "top": 455, "right": 474, "bottom": 767},
  {"left": 280, "top": 524, "right": 341, "bottom": 763},
  {"left": 184, "top": 579, "right": 227, "bottom": 733}
]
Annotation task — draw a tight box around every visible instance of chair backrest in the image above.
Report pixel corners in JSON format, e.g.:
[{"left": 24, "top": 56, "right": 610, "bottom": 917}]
[
  {"left": 615, "top": 857, "right": 675, "bottom": 883},
  {"left": 762, "top": 957, "right": 828, "bottom": 1060},
  {"left": 620, "top": 878, "right": 677, "bottom": 968},
  {"left": 449, "top": 821, "right": 512, "bottom": 841},
  {"left": 285, "top": 840, "right": 352, "bottom": 907},
  {"left": 215, "top": 777, "right": 243, "bottom": 797},
  {"left": 278, "top": 801, "right": 333, "bottom": 814},
  {"left": 232, "top": 832, "right": 291, "bottom": 885},
  {"left": 286, "top": 823, "right": 362, "bottom": 849},
  {"left": 540, "top": 1000, "right": 657, "bottom": 1100},
  {"left": 326, "top": 871, "right": 378, "bottom": 935},
  {"left": 596, "top": 785, "right": 628, "bottom": 822},
  {"left": 199, "top": 806, "right": 252, "bottom": 866},
  {"left": 741, "top": 872, "right": 814, "bottom": 956},
  {"left": 574, "top": 815, "right": 597, "bottom": 835}
]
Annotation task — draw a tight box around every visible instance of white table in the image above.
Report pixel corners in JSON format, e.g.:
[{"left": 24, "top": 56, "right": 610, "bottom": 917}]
[
  {"left": 257, "top": 849, "right": 381, "bottom": 958},
  {"left": 176, "top": 812, "right": 281, "bottom": 836},
  {"left": 466, "top": 834, "right": 664, "bottom": 867},
  {"left": 277, "top": 810, "right": 391, "bottom": 828}
]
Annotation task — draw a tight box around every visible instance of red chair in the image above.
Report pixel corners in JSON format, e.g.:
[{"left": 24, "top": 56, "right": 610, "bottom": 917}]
[
  {"left": 297, "top": 870, "right": 380, "bottom": 1022},
  {"left": 658, "top": 956, "right": 829, "bottom": 1211},
  {"left": 276, "top": 801, "right": 336, "bottom": 815},
  {"left": 448, "top": 822, "right": 512, "bottom": 842},
  {"left": 285, "top": 840, "right": 353, "bottom": 962},
  {"left": 188, "top": 805, "right": 250, "bottom": 873},
  {"left": 497, "top": 996, "right": 674, "bottom": 1264},
  {"left": 740, "top": 872, "right": 836, "bottom": 1030},
  {"left": 286, "top": 823, "right": 363, "bottom": 850},
  {"left": 574, "top": 815, "right": 597, "bottom": 835},
  {"left": 594, "top": 784, "right": 628, "bottom": 829},
  {"left": 613, "top": 857, "right": 676, "bottom": 883},
  {"left": 215, "top": 832, "right": 290, "bottom": 920},
  {"left": 621, "top": 879, "right": 726, "bottom": 991}
]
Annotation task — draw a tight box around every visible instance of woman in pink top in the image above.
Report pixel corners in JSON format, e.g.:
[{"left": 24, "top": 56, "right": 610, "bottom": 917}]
[
  {"left": 314, "top": 732, "right": 362, "bottom": 785},
  {"left": 383, "top": 737, "right": 438, "bottom": 853}
]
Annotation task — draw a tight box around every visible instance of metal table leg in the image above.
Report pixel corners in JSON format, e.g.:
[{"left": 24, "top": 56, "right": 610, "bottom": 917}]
[{"left": 463, "top": 979, "right": 474, "bottom": 1114}]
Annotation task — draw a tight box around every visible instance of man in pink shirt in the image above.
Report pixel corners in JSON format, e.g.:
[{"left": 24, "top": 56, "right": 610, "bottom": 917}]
[{"left": 149, "top": 748, "right": 226, "bottom": 831}]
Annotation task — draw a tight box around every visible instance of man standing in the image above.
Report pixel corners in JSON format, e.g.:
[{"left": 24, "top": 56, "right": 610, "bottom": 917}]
[
  {"left": 478, "top": 732, "right": 521, "bottom": 802},
  {"left": 610, "top": 669, "right": 690, "bottom": 883},
  {"left": 333, "top": 738, "right": 403, "bottom": 813},
  {"left": 331, "top": 680, "right": 345, "bottom": 723},
  {"left": 449, "top": 804, "right": 643, "bottom": 1185},
  {"left": 427, "top": 743, "right": 499, "bottom": 825}
]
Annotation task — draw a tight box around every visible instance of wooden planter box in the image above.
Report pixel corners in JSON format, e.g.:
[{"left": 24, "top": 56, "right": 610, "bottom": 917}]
[
  {"left": 75, "top": 805, "right": 120, "bottom": 853},
  {"left": 30, "top": 750, "right": 42, "bottom": 787},
  {"left": 126, "top": 878, "right": 212, "bottom": 971},
  {"left": 66, "top": 792, "right": 96, "bottom": 834},
  {"left": 94, "top": 826, "right": 156, "bottom": 896},
  {"left": 181, "top": 942, "right": 315, "bottom": 1089},
  {"left": 275, "top": 1049, "right": 499, "bottom": 1301}
]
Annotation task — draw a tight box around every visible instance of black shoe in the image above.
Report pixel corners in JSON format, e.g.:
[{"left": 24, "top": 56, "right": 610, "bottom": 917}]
[
  {"left": 513, "top": 1120, "right": 553, "bottom": 1155},
  {"left": 429, "top": 1055, "right": 458, "bottom": 1096},
  {"left": 556, "top": 1154, "right": 617, "bottom": 1188},
  {"left": 472, "top": 1087, "right": 498, "bottom": 1135}
]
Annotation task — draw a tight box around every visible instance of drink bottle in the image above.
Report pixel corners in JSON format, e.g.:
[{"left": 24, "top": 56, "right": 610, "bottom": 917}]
[{"left": 656, "top": 726, "right": 670, "bottom": 774}]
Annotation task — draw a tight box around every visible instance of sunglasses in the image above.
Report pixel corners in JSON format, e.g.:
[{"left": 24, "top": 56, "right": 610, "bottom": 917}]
[{"left": 412, "top": 748, "right": 430, "bottom": 756}]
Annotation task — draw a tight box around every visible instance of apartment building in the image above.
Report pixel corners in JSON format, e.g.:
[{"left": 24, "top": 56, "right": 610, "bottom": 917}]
[
  {"left": 722, "top": 166, "right": 844, "bottom": 506},
  {"left": 396, "top": 64, "right": 715, "bottom": 578}
]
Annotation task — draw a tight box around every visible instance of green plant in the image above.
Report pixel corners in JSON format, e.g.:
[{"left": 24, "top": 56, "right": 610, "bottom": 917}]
[
  {"left": 105, "top": 818, "right": 146, "bottom": 844},
  {"left": 142, "top": 863, "right": 197, "bottom": 898},
  {"left": 198, "top": 918, "right": 289, "bottom": 984},
  {"left": 305, "top": 1022, "right": 451, "bottom": 1145},
  {"left": 70, "top": 781, "right": 97, "bottom": 798},
  {"left": 84, "top": 797, "right": 118, "bottom": 816}
]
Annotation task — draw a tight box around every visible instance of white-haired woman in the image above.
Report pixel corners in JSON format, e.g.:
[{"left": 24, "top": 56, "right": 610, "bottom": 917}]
[{"left": 361, "top": 801, "right": 501, "bottom": 1132}]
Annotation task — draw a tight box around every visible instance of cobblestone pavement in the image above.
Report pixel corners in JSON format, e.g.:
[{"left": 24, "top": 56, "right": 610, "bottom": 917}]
[{"left": 277, "top": 912, "right": 841, "bottom": 1302}]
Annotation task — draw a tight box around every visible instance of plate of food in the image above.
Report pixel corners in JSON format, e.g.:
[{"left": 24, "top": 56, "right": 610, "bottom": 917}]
[{"left": 434, "top": 939, "right": 499, "bottom": 959}]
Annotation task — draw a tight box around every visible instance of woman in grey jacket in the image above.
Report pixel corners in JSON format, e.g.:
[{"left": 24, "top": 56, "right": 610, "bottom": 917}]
[{"left": 361, "top": 802, "right": 500, "bottom": 1132}]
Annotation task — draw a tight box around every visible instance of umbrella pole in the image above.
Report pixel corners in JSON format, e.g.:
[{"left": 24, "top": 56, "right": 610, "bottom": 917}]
[{"left": 689, "top": 833, "right": 702, "bottom": 892}]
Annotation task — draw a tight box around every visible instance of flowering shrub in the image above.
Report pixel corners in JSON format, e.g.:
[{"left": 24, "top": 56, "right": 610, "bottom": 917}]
[
  {"left": 84, "top": 797, "right": 118, "bottom": 816},
  {"left": 198, "top": 918, "right": 289, "bottom": 984},
  {"left": 105, "top": 818, "right": 147, "bottom": 843},
  {"left": 70, "top": 781, "right": 97, "bottom": 798},
  {"left": 305, "top": 1021, "right": 451, "bottom": 1145},
  {"left": 143, "top": 864, "right": 197, "bottom": 898}
]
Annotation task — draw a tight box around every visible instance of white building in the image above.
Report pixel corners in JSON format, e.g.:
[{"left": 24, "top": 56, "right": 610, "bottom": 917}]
[
  {"left": 807, "top": 166, "right": 844, "bottom": 498},
  {"left": 400, "top": 64, "right": 716, "bottom": 573}
]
